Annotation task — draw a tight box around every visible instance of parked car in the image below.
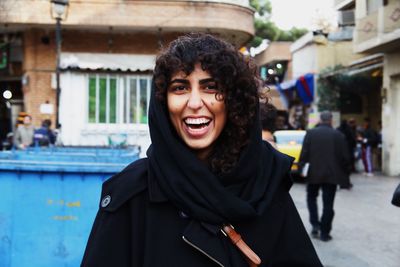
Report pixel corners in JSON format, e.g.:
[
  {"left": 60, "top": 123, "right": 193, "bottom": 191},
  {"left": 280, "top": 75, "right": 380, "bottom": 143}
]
[{"left": 274, "top": 130, "right": 306, "bottom": 174}]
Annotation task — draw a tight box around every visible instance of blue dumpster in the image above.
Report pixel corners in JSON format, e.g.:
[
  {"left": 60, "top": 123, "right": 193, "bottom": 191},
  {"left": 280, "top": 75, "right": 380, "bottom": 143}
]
[{"left": 0, "top": 147, "right": 140, "bottom": 267}]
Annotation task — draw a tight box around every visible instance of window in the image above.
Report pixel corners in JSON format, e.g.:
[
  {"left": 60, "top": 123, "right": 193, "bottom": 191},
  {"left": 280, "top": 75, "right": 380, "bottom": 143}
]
[
  {"left": 88, "top": 74, "right": 151, "bottom": 124},
  {"left": 367, "top": 0, "right": 383, "bottom": 14}
]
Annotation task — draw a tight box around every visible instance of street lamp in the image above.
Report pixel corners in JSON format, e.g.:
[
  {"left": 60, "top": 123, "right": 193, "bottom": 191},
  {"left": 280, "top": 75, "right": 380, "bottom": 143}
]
[{"left": 50, "top": 0, "right": 69, "bottom": 128}]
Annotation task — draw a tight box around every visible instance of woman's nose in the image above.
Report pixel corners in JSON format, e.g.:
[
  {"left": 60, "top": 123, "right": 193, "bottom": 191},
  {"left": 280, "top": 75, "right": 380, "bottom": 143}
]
[{"left": 187, "top": 90, "right": 204, "bottom": 109}]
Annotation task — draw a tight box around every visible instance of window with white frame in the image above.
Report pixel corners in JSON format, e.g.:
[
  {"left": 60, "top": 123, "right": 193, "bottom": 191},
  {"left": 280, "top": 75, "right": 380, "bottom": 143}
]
[{"left": 87, "top": 74, "right": 152, "bottom": 124}]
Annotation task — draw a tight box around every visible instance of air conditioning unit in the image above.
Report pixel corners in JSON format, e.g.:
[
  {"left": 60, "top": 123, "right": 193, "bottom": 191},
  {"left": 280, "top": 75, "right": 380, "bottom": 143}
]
[{"left": 338, "top": 10, "right": 355, "bottom": 26}]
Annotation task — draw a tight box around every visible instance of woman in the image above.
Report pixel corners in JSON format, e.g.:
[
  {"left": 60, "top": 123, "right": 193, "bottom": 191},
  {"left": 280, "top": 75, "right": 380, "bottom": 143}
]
[{"left": 81, "top": 33, "right": 322, "bottom": 267}]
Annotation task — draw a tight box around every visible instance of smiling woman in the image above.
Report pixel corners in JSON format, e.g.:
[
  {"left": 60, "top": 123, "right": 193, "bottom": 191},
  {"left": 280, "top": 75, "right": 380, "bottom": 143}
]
[
  {"left": 81, "top": 33, "right": 323, "bottom": 267},
  {"left": 167, "top": 63, "right": 227, "bottom": 161}
]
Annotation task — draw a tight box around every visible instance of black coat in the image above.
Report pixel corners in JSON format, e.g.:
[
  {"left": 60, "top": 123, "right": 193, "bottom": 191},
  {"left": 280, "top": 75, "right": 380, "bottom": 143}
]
[
  {"left": 81, "top": 157, "right": 323, "bottom": 267},
  {"left": 299, "top": 124, "right": 350, "bottom": 185}
]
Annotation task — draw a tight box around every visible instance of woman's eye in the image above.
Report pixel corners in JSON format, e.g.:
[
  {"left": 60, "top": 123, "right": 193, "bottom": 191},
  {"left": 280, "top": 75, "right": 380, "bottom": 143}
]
[
  {"left": 204, "top": 83, "right": 218, "bottom": 92},
  {"left": 169, "top": 85, "right": 187, "bottom": 92}
]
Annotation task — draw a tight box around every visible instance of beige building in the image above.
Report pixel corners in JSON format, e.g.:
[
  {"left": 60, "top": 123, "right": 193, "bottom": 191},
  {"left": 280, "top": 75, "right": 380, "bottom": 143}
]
[
  {"left": 350, "top": 0, "right": 400, "bottom": 176},
  {"left": 289, "top": 31, "right": 365, "bottom": 128},
  {"left": 0, "top": 0, "right": 254, "bottom": 153},
  {"left": 334, "top": 0, "right": 400, "bottom": 176}
]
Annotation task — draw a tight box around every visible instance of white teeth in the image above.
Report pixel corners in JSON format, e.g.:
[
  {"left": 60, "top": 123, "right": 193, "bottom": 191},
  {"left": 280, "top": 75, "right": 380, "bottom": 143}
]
[{"left": 184, "top": 117, "right": 210, "bottom": 125}]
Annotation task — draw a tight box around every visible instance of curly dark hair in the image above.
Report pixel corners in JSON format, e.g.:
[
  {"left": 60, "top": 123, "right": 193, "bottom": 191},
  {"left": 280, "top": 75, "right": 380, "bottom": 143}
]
[
  {"left": 153, "top": 33, "right": 260, "bottom": 175},
  {"left": 260, "top": 103, "right": 278, "bottom": 133}
]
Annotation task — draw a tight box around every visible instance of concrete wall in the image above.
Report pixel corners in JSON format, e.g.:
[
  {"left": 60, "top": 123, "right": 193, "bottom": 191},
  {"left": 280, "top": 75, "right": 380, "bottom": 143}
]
[
  {"left": 382, "top": 51, "right": 400, "bottom": 176},
  {"left": 317, "top": 41, "right": 363, "bottom": 70},
  {"left": 254, "top": 42, "right": 292, "bottom": 66},
  {"left": 292, "top": 45, "right": 317, "bottom": 78}
]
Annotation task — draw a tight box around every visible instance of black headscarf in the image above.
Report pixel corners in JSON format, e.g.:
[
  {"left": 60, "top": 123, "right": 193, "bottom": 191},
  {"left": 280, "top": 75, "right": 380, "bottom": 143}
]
[{"left": 146, "top": 82, "right": 293, "bottom": 226}]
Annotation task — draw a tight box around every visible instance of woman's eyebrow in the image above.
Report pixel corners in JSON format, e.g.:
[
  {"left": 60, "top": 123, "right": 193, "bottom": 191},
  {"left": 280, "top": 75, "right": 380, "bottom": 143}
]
[
  {"left": 169, "top": 79, "right": 188, "bottom": 84},
  {"left": 199, "top": 78, "right": 215, "bottom": 84}
]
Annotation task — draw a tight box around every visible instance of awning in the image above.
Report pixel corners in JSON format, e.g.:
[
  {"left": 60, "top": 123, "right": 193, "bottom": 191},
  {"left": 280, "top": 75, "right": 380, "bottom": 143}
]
[
  {"left": 320, "top": 53, "right": 384, "bottom": 78},
  {"left": 60, "top": 53, "right": 156, "bottom": 72}
]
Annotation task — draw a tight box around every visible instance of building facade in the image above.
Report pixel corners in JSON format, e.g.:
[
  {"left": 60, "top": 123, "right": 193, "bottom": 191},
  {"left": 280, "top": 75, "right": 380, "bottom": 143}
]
[
  {"left": 353, "top": 0, "right": 400, "bottom": 176},
  {"left": 0, "top": 0, "right": 254, "bottom": 154},
  {"left": 289, "top": 31, "right": 365, "bottom": 129},
  {"left": 336, "top": 0, "right": 400, "bottom": 176}
]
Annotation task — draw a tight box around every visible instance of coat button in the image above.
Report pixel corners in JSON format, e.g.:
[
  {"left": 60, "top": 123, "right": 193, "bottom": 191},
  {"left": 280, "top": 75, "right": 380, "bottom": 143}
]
[
  {"left": 179, "top": 211, "right": 189, "bottom": 219},
  {"left": 101, "top": 195, "right": 111, "bottom": 208}
]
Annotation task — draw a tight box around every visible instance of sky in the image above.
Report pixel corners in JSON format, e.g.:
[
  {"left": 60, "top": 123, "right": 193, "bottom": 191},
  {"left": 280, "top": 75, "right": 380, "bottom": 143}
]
[{"left": 269, "top": 0, "right": 337, "bottom": 31}]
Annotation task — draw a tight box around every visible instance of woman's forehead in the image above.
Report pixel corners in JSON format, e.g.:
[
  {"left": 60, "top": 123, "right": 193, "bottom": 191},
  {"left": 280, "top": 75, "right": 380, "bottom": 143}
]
[{"left": 170, "top": 63, "right": 211, "bottom": 80}]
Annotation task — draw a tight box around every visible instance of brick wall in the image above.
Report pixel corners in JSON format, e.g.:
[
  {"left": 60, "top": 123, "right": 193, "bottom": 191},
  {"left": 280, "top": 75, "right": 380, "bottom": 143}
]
[
  {"left": 22, "top": 28, "right": 181, "bottom": 127},
  {"left": 23, "top": 29, "right": 56, "bottom": 127}
]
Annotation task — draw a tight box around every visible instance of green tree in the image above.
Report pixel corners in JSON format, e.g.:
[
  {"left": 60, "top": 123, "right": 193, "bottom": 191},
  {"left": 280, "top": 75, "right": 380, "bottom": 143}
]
[
  {"left": 250, "top": 0, "right": 272, "bottom": 17},
  {"left": 249, "top": 0, "right": 308, "bottom": 47}
]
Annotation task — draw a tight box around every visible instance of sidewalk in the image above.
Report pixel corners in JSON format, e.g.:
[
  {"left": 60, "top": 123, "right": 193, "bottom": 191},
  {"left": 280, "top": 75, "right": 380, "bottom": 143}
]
[{"left": 290, "top": 173, "right": 400, "bottom": 267}]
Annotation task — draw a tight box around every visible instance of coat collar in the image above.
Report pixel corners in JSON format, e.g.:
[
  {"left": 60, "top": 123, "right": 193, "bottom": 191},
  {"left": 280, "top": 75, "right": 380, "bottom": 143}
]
[{"left": 100, "top": 158, "right": 148, "bottom": 212}]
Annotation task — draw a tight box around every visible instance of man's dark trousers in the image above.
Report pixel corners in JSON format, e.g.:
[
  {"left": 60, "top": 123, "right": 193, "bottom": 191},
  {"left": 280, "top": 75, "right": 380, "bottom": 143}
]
[{"left": 307, "top": 183, "right": 337, "bottom": 237}]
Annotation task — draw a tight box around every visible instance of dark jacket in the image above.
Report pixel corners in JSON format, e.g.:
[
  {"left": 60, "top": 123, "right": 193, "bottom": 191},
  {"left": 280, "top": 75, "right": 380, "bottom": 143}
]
[
  {"left": 81, "top": 156, "right": 323, "bottom": 267},
  {"left": 299, "top": 124, "right": 350, "bottom": 185},
  {"left": 361, "top": 127, "right": 377, "bottom": 147}
]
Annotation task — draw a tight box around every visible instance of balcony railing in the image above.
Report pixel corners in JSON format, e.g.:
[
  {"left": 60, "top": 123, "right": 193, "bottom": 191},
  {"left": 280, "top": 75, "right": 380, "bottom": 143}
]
[
  {"left": 0, "top": 0, "right": 254, "bottom": 46},
  {"left": 355, "top": 11, "right": 378, "bottom": 44},
  {"left": 383, "top": 1, "right": 400, "bottom": 34},
  {"left": 354, "top": 1, "right": 400, "bottom": 53}
]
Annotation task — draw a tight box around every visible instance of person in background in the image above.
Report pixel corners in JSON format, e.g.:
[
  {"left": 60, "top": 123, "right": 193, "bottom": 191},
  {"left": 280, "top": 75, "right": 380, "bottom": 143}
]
[
  {"left": 33, "top": 119, "right": 56, "bottom": 146},
  {"left": 337, "top": 119, "right": 355, "bottom": 189},
  {"left": 81, "top": 33, "right": 322, "bottom": 267},
  {"left": 13, "top": 115, "right": 34, "bottom": 149},
  {"left": 376, "top": 120, "right": 382, "bottom": 171},
  {"left": 259, "top": 102, "right": 278, "bottom": 148},
  {"left": 275, "top": 113, "right": 293, "bottom": 131},
  {"left": 299, "top": 111, "right": 350, "bottom": 242},
  {"left": 347, "top": 118, "right": 358, "bottom": 172},
  {"left": 359, "top": 118, "right": 377, "bottom": 177}
]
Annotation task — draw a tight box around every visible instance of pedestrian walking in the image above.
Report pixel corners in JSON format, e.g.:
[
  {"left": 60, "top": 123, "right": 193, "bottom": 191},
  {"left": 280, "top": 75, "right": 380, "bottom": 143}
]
[
  {"left": 81, "top": 33, "right": 322, "bottom": 267},
  {"left": 299, "top": 111, "right": 351, "bottom": 242},
  {"left": 359, "top": 118, "right": 377, "bottom": 176}
]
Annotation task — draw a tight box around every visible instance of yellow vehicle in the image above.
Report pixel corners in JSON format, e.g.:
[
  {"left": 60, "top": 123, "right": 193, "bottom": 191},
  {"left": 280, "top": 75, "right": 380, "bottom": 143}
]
[{"left": 274, "top": 130, "right": 306, "bottom": 174}]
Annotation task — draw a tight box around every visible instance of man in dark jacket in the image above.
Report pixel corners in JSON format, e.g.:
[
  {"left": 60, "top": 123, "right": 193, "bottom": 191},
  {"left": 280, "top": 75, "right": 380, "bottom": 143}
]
[{"left": 299, "top": 111, "right": 350, "bottom": 242}]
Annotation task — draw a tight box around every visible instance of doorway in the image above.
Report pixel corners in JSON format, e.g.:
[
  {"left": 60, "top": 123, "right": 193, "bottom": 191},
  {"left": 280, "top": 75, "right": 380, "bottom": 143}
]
[{"left": 0, "top": 79, "right": 23, "bottom": 149}]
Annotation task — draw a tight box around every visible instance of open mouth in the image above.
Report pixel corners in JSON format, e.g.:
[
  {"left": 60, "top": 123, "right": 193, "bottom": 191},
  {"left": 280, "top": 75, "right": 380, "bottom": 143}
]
[{"left": 184, "top": 117, "right": 211, "bottom": 130}]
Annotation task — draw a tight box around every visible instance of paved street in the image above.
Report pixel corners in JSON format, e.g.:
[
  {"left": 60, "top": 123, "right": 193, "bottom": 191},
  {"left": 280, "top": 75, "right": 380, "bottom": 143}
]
[{"left": 290, "top": 173, "right": 400, "bottom": 267}]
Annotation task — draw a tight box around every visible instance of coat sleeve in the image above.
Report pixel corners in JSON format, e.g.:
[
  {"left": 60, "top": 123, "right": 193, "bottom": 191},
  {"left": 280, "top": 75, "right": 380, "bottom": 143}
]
[
  {"left": 13, "top": 127, "right": 21, "bottom": 148},
  {"left": 299, "top": 131, "right": 311, "bottom": 167},
  {"left": 271, "top": 193, "right": 323, "bottom": 267}
]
